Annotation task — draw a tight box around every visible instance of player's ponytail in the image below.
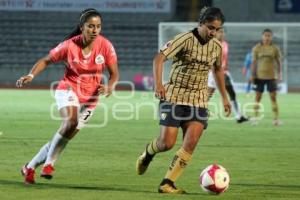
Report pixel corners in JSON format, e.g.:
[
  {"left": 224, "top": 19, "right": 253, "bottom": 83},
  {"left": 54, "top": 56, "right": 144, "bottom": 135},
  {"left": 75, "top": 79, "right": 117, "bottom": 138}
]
[
  {"left": 199, "top": 7, "right": 225, "bottom": 25},
  {"left": 64, "top": 8, "right": 102, "bottom": 41}
]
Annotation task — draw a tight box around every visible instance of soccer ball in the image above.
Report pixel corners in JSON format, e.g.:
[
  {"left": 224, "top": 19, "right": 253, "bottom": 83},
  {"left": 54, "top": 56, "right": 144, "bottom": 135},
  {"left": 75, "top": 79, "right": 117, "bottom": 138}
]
[{"left": 199, "top": 164, "right": 230, "bottom": 194}]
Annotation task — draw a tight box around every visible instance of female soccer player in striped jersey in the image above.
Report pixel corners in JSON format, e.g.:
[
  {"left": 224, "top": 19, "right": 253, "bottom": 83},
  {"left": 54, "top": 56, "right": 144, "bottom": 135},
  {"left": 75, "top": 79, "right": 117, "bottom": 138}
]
[
  {"left": 251, "top": 28, "right": 282, "bottom": 125},
  {"left": 136, "top": 7, "right": 231, "bottom": 194},
  {"left": 16, "top": 8, "right": 119, "bottom": 184}
]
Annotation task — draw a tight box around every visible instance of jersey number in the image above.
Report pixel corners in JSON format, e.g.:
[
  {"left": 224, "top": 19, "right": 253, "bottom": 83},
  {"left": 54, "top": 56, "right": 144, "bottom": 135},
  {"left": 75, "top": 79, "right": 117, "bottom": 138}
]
[{"left": 84, "top": 110, "right": 92, "bottom": 120}]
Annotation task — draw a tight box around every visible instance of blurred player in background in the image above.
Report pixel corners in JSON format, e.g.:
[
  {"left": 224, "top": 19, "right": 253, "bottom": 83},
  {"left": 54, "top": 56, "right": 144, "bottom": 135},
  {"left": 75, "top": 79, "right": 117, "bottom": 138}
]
[
  {"left": 136, "top": 7, "right": 231, "bottom": 194},
  {"left": 16, "top": 8, "right": 119, "bottom": 184},
  {"left": 207, "top": 27, "right": 248, "bottom": 123},
  {"left": 242, "top": 51, "right": 253, "bottom": 95},
  {"left": 251, "top": 28, "right": 282, "bottom": 125}
]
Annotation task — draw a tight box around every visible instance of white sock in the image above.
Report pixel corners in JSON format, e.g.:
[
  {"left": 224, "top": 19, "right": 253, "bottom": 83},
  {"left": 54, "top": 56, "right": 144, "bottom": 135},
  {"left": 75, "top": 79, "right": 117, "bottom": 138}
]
[
  {"left": 44, "top": 133, "right": 69, "bottom": 166},
  {"left": 27, "top": 142, "right": 51, "bottom": 169},
  {"left": 231, "top": 100, "right": 241, "bottom": 119}
]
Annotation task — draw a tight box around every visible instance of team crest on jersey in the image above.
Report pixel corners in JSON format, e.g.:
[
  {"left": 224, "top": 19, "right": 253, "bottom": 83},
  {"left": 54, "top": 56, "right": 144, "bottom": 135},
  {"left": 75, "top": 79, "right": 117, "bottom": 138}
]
[
  {"left": 95, "top": 54, "right": 105, "bottom": 64},
  {"left": 212, "top": 52, "right": 217, "bottom": 58},
  {"left": 161, "top": 113, "right": 167, "bottom": 120}
]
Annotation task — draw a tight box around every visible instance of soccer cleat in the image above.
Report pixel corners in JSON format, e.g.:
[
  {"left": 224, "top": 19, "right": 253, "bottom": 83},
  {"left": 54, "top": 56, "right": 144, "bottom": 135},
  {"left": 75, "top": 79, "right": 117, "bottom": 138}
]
[
  {"left": 136, "top": 145, "right": 154, "bottom": 175},
  {"left": 158, "top": 179, "right": 186, "bottom": 194},
  {"left": 237, "top": 116, "right": 249, "bottom": 123},
  {"left": 40, "top": 164, "right": 54, "bottom": 179},
  {"left": 21, "top": 164, "right": 35, "bottom": 184},
  {"left": 273, "top": 119, "right": 283, "bottom": 126}
]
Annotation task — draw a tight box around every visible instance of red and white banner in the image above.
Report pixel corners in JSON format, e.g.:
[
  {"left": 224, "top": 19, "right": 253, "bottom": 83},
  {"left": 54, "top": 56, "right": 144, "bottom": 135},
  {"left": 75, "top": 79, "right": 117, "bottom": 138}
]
[{"left": 0, "top": 0, "right": 171, "bottom": 12}]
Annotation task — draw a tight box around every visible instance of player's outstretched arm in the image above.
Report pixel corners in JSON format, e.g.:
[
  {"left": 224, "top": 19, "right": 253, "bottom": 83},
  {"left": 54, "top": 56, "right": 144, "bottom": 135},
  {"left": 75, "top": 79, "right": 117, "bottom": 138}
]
[{"left": 16, "top": 55, "right": 52, "bottom": 87}]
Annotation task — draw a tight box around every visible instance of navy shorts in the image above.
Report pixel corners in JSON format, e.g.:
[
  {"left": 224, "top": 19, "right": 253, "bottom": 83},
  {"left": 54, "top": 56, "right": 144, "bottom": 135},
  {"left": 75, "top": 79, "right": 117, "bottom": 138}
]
[
  {"left": 158, "top": 101, "right": 208, "bottom": 129},
  {"left": 253, "top": 79, "right": 277, "bottom": 93}
]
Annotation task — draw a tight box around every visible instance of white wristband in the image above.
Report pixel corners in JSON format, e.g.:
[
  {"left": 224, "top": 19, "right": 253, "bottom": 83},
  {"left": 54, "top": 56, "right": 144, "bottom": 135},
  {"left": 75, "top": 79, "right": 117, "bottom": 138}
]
[{"left": 28, "top": 73, "right": 34, "bottom": 79}]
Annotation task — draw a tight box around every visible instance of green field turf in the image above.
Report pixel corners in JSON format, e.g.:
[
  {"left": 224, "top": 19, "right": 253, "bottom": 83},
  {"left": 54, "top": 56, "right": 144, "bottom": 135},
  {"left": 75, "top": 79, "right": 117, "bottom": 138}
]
[{"left": 0, "top": 89, "right": 299, "bottom": 200}]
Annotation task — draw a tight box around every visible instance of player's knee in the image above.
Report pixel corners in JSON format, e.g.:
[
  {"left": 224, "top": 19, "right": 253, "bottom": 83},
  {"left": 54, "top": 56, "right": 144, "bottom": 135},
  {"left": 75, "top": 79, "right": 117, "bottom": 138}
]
[
  {"left": 255, "top": 94, "right": 262, "bottom": 102},
  {"left": 61, "top": 119, "right": 78, "bottom": 134},
  {"left": 162, "top": 143, "right": 175, "bottom": 151},
  {"left": 158, "top": 139, "right": 175, "bottom": 151}
]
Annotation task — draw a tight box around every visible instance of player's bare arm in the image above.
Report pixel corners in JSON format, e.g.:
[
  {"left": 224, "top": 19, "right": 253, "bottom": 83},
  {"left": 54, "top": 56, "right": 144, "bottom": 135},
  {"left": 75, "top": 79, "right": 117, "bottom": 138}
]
[
  {"left": 212, "top": 64, "right": 231, "bottom": 117},
  {"left": 153, "top": 52, "right": 167, "bottom": 100},
  {"left": 250, "top": 58, "right": 257, "bottom": 82},
  {"left": 16, "top": 55, "right": 52, "bottom": 87},
  {"left": 98, "top": 63, "right": 119, "bottom": 97},
  {"left": 276, "top": 57, "right": 282, "bottom": 82}
]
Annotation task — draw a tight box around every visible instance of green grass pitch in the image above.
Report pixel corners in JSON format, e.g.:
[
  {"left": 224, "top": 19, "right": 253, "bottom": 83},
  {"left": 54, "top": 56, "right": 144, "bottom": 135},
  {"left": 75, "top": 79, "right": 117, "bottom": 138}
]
[{"left": 0, "top": 89, "right": 299, "bottom": 200}]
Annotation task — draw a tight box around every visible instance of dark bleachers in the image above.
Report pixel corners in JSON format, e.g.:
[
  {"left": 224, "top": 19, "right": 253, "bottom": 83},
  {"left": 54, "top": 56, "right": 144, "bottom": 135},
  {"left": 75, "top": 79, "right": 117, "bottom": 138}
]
[{"left": 0, "top": 11, "right": 171, "bottom": 86}]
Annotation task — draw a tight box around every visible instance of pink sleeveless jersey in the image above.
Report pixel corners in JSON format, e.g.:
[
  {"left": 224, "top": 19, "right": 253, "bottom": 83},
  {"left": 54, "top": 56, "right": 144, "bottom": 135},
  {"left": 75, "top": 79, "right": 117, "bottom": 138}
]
[{"left": 49, "top": 35, "right": 117, "bottom": 108}]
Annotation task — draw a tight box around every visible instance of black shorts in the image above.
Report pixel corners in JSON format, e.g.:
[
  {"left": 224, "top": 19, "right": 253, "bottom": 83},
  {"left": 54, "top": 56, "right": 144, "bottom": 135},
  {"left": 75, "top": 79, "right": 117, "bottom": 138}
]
[
  {"left": 159, "top": 101, "right": 208, "bottom": 129},
  {"left": 253, "top": 79, "right": 277, "bottom": 93}
]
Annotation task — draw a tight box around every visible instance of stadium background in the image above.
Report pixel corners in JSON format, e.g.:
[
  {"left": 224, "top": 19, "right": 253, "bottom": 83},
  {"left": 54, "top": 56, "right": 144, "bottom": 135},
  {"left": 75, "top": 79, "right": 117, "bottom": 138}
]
[{"left": 1, "top": 0, "right": 300, "bottom": 91}]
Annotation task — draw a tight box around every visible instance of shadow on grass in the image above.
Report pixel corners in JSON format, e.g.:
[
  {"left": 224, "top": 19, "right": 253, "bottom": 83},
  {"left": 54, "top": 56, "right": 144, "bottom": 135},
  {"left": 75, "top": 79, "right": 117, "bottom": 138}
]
[
  {"left": 0, "top": 179, "right": 206, "bottom": 195},
  {"left": 2, "top": 179, "right": 299, "bottom": 194},
  {"left": 0, "top": 179, "right": 153, "bottom": 193},
  {"left": 232, "top": 182, "right": 300, "bottom": 190}
]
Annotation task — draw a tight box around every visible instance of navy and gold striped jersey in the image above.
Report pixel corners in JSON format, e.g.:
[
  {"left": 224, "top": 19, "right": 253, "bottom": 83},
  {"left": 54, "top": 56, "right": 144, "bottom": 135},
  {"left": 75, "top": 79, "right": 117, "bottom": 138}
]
[{"left": 160, "top": 28, "right": 222, "bottom": 108}]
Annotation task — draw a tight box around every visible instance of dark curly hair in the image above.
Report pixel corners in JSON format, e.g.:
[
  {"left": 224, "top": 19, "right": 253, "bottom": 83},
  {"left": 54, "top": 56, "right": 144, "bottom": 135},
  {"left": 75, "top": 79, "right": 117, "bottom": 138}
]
[{"left": 199, "top": 7, "right": 225, "bottom": 25}]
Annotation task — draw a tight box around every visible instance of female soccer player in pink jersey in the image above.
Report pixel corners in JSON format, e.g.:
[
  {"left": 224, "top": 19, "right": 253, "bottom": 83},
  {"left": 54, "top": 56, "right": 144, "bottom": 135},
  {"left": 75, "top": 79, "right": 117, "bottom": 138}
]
[{"left": 16, "top": 8, "right": 119, "bottom": 184}]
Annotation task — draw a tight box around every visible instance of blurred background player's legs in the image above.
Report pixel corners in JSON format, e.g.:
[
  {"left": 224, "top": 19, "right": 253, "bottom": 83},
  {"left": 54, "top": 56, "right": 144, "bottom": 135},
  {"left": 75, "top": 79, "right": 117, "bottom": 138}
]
[
  {"left": 270, "top": 91, "right": 281, "bottom": 125},
  {"left": 245, "top": 71, "right": 252, "bottom": 96},
  {"left": 268, "top": 81, "right": 282, "bottom": 125},
  {"left": 246, "top": 80, "right": 252, "bottom": 95},
  {"left": 224, "top": 73, "right": 248, "bottom": 123},
  {"left": 252, "top": 91, "right": 262, "bottom": 125}
]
